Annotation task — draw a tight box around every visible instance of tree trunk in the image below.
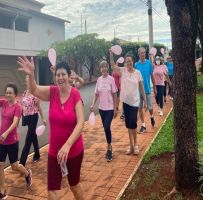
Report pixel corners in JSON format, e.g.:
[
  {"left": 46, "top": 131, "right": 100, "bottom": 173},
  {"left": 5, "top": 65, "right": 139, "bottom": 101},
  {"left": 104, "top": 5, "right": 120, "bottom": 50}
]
[{"left": 165, "top": 0, "right": 199, "bottom": 189}]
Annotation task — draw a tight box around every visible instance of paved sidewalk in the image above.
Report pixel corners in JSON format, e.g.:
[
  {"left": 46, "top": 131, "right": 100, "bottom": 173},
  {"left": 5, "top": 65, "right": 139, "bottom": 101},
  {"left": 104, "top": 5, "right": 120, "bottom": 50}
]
[{"left": 4, "top": 99, "right": 173, "bottom": 200}]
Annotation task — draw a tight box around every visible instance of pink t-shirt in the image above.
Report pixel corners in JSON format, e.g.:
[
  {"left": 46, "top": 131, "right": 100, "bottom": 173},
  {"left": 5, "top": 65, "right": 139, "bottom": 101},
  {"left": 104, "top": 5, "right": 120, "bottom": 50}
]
[
  {"left": 112, "top": 71, "right": 120, "bottom": 90},
  {"left": 153, "top": 65, "right": 167, "bottom": 86},
  {"left": 95, "top": 75, "right": 117, "bottom": 110},
  {"left": 22, "top": 91, "right": 39, "bottom": 116},
  {"left": 0, "top": 99, "right": 22, "bottom": 145},
  {"left": 120, "top": 68, "right": 142, "bottom": 107},
  {"left": 49, "top": 86, "right": 83, "bottom": 158}
]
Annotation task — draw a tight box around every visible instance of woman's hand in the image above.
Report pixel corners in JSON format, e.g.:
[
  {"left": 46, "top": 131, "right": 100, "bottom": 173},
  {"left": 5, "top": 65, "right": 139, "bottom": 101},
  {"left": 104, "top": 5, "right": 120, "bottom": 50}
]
[
  {"left": 113, "top": 110, "right": 117, "bottom": 118},
  {"left": 0, "top": 133, "right": 7, "bottom": 144},
  {"left": 57, "top": 142, "right": 71, "bottom": 164},
  {"left": 90, "top": 104, "right": 94, "bottom": 112},
  {"left": 109, "top": 48, "right": 113, "bottom": 54},
  {"left": 50, "top": 66, "right": 56, "bottom": 74},
  {"left": 17, "top": 56, "right": 35, "bottom": 75},
  {"left": 42, "top": 119, "right": 47, "bottom": 126}
]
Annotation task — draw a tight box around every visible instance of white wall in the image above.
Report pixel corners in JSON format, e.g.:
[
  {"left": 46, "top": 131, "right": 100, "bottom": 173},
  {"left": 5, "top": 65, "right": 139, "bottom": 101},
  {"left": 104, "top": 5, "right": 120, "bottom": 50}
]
[
  {"left": 0, "top": 14, "right": 65, "bottom": 54},
  {"left": 0, "top": 0, "right": 44, "bottom": 12}
]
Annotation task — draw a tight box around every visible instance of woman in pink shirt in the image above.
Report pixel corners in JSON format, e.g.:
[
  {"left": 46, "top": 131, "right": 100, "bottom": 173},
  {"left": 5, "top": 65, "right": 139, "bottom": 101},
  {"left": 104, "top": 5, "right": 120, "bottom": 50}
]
[
  {"left": 90, "top": 61, "right": 117, "bottom": 162},
  {"left": 110, "top": 50, "right": 147, "bottom": 155},
  {"left": 153, "top": 56, "right": 171, "bottom": 116},
  {"left": 19, "top": 75, "right": 46, "bottom": 166},
  {"left": 0, "top": 83, "right": 32, "bottom": 199},
  {"left": 17, "top": 57, "right": 84, "bottom": 200}
]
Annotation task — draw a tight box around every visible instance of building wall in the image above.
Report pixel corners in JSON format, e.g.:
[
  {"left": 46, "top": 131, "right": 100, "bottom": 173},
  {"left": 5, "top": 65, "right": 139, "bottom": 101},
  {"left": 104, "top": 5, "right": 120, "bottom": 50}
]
[
  {"left": 0, "top": 0, "right": 44, "bottom": 12},
  {"left": 0, "top": 13, "right": 65, "bottom": 54}
]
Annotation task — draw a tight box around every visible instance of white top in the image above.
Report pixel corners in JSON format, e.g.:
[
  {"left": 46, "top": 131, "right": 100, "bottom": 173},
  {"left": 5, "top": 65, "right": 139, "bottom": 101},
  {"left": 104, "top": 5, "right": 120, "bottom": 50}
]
[
  {"left": 120, "top": 68, "right": 142, "bottom": 107},
  {"left": 95, "top": 75, "right": 117, "bottom": 110}
]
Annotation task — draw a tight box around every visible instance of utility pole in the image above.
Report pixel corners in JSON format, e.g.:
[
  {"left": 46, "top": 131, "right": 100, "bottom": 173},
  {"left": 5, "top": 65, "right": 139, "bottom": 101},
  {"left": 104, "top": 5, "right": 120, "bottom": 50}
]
[
  {"left": 85, "top": 19, "right": 87, "bottom": 34},
  {"left": 80, "top": 14, "right": 83, "bottom": 35},
  {"left": 148, "top": 0, "right": 153, "bottom": 49},
  {"left": 114, "top": 27, "right": 116, "bottom": 40}
]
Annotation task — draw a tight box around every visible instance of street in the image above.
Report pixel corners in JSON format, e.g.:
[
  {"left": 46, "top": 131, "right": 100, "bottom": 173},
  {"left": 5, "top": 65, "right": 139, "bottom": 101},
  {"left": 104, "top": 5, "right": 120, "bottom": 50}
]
[{"left": 5, "top": 82, "right": 96, "bottom": 167}]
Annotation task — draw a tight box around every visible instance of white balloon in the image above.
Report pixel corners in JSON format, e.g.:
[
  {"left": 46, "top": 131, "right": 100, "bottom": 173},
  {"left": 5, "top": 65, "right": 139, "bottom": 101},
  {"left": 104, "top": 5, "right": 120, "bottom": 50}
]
[
  {"left": 48, "top": 48, "right": 57, "bottom": 66},
  {"left": 111, "top": 45, "right": 122, "bottom": 55},
  {"left": 36, "top": 125, "right": 46, "bottom": 136}
]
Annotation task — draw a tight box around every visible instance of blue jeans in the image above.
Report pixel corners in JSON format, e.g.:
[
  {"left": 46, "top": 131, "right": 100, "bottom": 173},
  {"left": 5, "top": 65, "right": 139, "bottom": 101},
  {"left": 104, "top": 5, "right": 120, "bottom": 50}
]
[{"left": 99, "top": 109, "right": 114, "bottom": 144}]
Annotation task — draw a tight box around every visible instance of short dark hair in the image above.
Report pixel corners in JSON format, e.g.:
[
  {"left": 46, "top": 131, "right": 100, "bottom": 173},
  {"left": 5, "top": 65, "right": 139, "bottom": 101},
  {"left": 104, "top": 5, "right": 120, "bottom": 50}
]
[
  {"left": 5, "top": 82, "right": 18, "bottom": 95},
  {"left": 55, "top": 62, "right": 71, "bottom": 76},
  {"left": 124, "top": 54, "right": 135, "bottom": 63}
]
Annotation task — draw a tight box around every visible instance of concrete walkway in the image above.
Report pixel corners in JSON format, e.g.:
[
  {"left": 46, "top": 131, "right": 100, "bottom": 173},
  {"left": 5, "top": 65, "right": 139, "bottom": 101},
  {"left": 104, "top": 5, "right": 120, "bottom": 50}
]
[{"left": 4, "top": 99, "right": 173, "bottom": 200}]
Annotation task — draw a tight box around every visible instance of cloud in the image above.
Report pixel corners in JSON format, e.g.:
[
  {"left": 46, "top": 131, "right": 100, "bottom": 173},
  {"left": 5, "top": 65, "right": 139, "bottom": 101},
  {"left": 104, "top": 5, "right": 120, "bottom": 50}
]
[{"left": 37, "top": 0, "right": 171, "bottom": 47}]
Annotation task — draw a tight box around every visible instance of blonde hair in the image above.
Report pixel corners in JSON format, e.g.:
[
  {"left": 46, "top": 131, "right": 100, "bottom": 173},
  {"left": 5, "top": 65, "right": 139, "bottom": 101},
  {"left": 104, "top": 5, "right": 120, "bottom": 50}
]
[{"left": 99, "top": 60, "right": 109, "bottom": 68}]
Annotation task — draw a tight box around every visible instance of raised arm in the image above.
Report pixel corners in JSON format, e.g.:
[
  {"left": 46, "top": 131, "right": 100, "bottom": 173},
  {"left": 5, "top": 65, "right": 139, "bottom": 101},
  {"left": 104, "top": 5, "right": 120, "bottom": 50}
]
[
  {"left": 71, "top": 70, "right": 84, "bottom": 89},
  {"left": 109, "top": 49, "right": 121, "bottom": 75},
  {"left": 50, "top": 65, "right": 56, "bottom": 85},
  {"left": 17, "top": 56, "right": 50, "bottom": 101}
]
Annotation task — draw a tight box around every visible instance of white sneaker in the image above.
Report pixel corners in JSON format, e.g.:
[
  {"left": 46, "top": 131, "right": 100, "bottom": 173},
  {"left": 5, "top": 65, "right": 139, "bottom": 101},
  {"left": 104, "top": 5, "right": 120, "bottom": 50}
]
[
  {"left": 159, "top": 110, "right": 163, "bottom": 116},
  {"left": 158, "top": 106, "right": 161, "bottom": 113},
  {"left": 133, "top": 145, "right": 139, "bottom": 155}
]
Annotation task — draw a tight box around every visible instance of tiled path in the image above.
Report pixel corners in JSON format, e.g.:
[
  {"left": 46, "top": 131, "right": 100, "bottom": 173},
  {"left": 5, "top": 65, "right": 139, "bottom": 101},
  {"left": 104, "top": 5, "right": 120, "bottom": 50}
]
[{"left": 4, "top": 99, "right": 173, "bottom": 200}]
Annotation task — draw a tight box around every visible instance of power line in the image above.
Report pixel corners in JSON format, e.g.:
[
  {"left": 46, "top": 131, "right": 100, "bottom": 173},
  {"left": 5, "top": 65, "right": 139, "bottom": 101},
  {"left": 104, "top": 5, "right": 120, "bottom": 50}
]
[{"left": 140, "top": 0, "right": 170, "bottom": 25}]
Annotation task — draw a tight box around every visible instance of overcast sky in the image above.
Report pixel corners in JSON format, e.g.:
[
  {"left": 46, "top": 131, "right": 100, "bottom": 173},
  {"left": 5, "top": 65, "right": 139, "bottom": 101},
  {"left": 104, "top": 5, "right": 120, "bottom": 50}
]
[{"left": 38, "top": 0, "right": 171, "bottom": 47}]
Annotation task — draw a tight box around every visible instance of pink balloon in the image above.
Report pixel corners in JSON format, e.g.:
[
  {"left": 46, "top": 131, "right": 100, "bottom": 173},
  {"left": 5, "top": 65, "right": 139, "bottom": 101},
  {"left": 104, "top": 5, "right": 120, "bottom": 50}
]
[
  {"left": 88, "top": 112, "right": 96, "bottom": 126},
  {"left": 116, "top": 57, "right": 124, "bottom": 64},
  {"left": 36, "top": 125, "right": 46, "bottom": 136},
  {"left": 48, "top": 48, "right": 57, "bottom": 66},
  {"left": 111, "top": 45, "right": 122, "bottom": 55},
  {"left": 161, "top": 48, "right": 165, "bottom": 55},
  {"left": 150, "top": 47, "right": 157, "bottom": 56}
]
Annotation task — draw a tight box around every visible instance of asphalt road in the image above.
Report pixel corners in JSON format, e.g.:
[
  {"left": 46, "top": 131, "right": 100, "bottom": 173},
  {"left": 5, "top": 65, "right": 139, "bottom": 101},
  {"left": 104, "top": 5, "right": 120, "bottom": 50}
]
[{"left": 4, "top": 82, "right": 96, "bottom": 167}]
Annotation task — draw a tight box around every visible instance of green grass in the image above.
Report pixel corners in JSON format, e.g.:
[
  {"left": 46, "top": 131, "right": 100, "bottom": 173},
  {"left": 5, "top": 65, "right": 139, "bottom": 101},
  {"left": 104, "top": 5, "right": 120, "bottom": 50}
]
[
  {"left": 144, "top": 94, "right": 203, "bottom": 162},
  {"left": 197, "top": 75, "right": 203, "bottom": 93}
]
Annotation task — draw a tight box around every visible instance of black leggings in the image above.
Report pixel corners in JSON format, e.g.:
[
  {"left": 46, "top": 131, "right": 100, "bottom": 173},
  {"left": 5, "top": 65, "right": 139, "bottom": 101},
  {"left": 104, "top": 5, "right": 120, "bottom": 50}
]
[
  {"left": 99, "top": 109, "right": 114, "bottom": 144},
  {"left": 20, "top": 113, "right": 39, "bottom": 166},
  {"left": 156, "top": 85, "right": 164, "bottom": 109}
]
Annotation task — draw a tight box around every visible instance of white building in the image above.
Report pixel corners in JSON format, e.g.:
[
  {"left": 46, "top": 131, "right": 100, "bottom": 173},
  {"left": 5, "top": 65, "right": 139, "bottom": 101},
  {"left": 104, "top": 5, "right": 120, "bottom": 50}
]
[{"left": 0, "top": 0, "right": 70, "bottom": 95}]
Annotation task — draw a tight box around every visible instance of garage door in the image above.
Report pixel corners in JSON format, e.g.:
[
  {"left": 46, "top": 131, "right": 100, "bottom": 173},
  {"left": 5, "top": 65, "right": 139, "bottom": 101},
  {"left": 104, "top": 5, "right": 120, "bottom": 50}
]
[{"left": 0, "top": 55, "right": 26, "bottom": 95}]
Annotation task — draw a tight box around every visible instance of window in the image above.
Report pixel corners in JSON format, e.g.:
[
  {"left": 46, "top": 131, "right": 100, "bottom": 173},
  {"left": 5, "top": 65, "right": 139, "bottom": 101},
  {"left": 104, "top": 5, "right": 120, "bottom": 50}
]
[
  {"left": 15, "top": 17, "right": 29, "bottom": 32},
  {"left": 0, "top": 13, "right": 13, "bottom": 29}
]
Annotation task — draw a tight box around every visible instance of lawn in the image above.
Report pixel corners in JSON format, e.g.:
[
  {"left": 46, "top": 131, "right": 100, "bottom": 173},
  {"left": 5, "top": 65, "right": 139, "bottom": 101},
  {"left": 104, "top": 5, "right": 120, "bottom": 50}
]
[{"left": 197, "top": 75, "right": 203, "bottom": 93}]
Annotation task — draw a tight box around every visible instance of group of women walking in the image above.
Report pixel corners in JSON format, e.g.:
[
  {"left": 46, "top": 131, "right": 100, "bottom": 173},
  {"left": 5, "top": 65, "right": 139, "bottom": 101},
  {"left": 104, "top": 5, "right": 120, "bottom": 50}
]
[{"left": 0, "top": 47, "right": 173, "bottom": 200}]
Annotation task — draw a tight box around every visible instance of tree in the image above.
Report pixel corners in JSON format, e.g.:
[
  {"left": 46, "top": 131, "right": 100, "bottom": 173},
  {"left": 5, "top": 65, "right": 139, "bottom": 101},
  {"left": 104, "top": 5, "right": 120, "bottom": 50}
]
[
  {"left": 51, "top": 33, "right": 111, "bottom": 81},
  {"left": 165, "top": 0, "right": 199, "bottom": 190}
]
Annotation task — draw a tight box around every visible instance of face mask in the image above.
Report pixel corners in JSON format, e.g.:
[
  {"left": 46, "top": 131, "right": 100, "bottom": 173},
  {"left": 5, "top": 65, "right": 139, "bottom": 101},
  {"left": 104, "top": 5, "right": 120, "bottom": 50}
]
[{"left": 156, "top": 60, "right": 160, "bottom": 65}]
